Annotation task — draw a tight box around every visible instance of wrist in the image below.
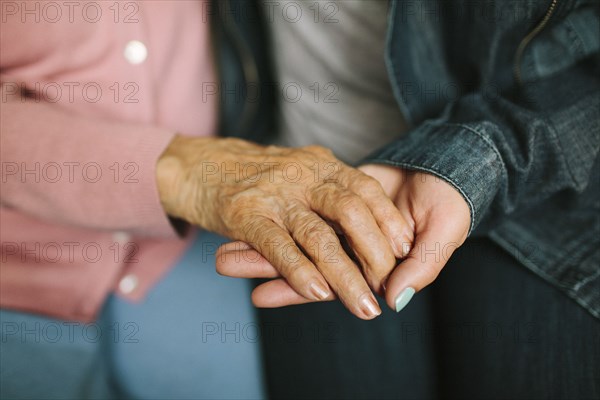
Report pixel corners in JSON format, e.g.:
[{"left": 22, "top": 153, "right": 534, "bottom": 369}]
[
  {"left": 156, "top": 158, "right": 182, "bottom": 218},
  {"left": 156, "top": 134, "right": 223, "bottom": 224},
  {"left": 156, "top": 134, "right": 188, "bottom": 219}
]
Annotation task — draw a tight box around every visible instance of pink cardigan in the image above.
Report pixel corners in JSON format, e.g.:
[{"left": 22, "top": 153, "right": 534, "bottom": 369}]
[{"left": 1, "top": 1, "right": 217, "bottom": 321}]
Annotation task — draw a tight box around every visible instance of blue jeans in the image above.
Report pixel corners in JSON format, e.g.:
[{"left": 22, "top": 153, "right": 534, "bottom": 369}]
[{"left": 0, "top": 232, "right": 266, "bottom": 399}]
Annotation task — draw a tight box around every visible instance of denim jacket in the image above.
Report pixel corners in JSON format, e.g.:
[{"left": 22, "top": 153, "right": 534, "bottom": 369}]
[
  {"left": 362, "top": 0, "right": 600, "bottom": 318},
  {"left": 217, "top": 0, "right": 600, "bottom": 319}
]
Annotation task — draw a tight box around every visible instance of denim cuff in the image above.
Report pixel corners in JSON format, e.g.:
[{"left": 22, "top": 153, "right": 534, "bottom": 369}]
[{"left": 361, "top": 120, "right": 505, "bottom": 235}]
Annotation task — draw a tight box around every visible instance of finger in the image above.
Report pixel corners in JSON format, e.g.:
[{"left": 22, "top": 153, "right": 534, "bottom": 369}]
[
  {"left": 240, "top": 217, "right": 332, "bottom": 302},
  {"left": 347, "top": 168, "right": 415, "bottom": 259},
  {"left": 218, "top": 241, "right": 253, "bottom": 252},
  {"left": 309, "top": 183, "right": 396, "bottom": 293},
  {"left": 216, "top": 244, "right": 281, "bottom": 278},
  {"left": 284, "top": 209, "right": 382, "bottom": 320},
  {"left": 252, "top": 279, "right": 336, "bottom": 308},
  {"left": 384, "top": 223, "right": 462, "bottom": 313}
]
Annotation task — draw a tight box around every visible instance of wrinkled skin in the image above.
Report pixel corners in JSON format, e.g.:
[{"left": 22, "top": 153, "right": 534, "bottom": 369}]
[
  {"left": 157, "top": 135, "right": 414, "bottom": 319},
  {"left": 216, "top": 163, "right": 471, "bottom": 314}
]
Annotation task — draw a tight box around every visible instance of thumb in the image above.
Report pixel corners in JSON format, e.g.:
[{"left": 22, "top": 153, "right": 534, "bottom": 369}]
[{"left": 384, "top": 224, "right": 463, "bottom": 312}]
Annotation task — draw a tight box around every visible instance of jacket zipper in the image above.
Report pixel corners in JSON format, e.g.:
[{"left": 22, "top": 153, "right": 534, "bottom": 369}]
[{"left": 514, "top": 0, "right": 559, "bottom": 84}]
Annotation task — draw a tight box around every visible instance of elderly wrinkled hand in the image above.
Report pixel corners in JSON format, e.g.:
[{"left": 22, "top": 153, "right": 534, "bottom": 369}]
[
  {"left": 157, "top": 135, "right": 413, "bottom": 319},
  {"left": 216, "top": 163, "right": 471, "bottom": 315}
]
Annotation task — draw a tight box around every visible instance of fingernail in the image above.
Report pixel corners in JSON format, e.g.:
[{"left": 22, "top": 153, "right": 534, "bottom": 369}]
[
  {"left": 400, "top": 241, "right": 412, "bottom": 258},
  {"left": 359, "top": 293, "right": 382, "bottom": 318},
  {"left": 394, "top": 238, "right": 411, "bottom": 258},
  {"left": 395, "top": 287, "right": 415, "bottom": 313},
  {"left": 309, "top": 282, "right": 330, "bottom": 300}
]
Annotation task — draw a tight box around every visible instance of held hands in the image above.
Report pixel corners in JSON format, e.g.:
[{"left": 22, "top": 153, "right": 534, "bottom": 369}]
[
  {"left": 359, "top": 164, "right": 470, "bottom": 311},
  {"left": 216, "top": 162, "right": 471, "bottom": 315},
  {"left": 157, "top": 136, "right": 413, "bottom": 319}
]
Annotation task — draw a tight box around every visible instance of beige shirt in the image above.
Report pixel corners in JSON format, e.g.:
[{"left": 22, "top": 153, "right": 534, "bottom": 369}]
[{"left": 263, "top": 0, "right": 407, "bottom": 163}]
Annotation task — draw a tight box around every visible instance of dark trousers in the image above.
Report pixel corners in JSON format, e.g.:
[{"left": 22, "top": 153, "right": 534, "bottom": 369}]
[{"left": 258, "top": 238, "right": 600, "bottom": 399}]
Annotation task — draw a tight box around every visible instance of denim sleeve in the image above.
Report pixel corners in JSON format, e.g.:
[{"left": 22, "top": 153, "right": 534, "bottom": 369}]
[{"left": 362, "top": 61, "right": 600, "bottom": 234}]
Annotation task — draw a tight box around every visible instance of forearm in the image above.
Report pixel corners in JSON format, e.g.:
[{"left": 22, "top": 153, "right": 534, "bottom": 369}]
[
  {"left": 1, "top": 85, "right": 178, "bottom": 237},
  {"left": 362, "top": 63, "right": 600, "bottom": 232}
]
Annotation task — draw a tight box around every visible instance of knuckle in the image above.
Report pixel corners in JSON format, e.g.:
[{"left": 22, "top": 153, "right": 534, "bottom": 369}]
[
  {"left": 300, "top": 221, "right": 336, "bottom": 248},
  {"left": 303, "top": 144, "right": 333, "bottom": 157},
  {"left": 364, "top": 268, "right": 386, "bottom": 291},
  {"left": 420, "top": 262, "right": 442, "bottom": 285},
  {"left": 360, "top": 176, "right": 385, "bottom": 195},
  {"left": 335, "top": 267, "right": 362, "bottom": 293},
  {"left": 337, "top": 195, "right": 365, "bottom": 220},
  {"left": 264, "top": 144, "right": 282, "bottom": 153},
  {"left": 221, "top": 199, "right": 263, "bottom": 234},
  {"left": 282, "top": 257, "right": 303, "bottom": 280},
  {"left": 281, "top": 253, "right": 316, "bottom": 285},
  {"left": 238, "top": 216, "right": 261, "bottom": 239},
  {"left": 368, "top": 248, "right": 396, "bottom": 271},
  {"left": 361, "top": 251, "right": 394, "bottom": 282}
]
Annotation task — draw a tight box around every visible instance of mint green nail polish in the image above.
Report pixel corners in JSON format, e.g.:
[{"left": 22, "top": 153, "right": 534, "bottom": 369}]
[{"left": 395, "top": 287, "right": 415, "bottom": 312}]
